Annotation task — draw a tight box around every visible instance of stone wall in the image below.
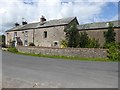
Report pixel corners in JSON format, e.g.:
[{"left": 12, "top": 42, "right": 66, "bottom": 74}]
[
  {"left": 79, "top": 28, "right": 120, "bottom": 46},
  {"left": 5, "top": 29, "right": 34, "bottom": 46},
  {"left": 17, "top": 46, "right": 108, "bottom": 58},
  {"left": 34, "top": 26, "right": 65, "bottom": 47},
  {"left": 6, "top": 26, "right": 65, "bottom": 47}
]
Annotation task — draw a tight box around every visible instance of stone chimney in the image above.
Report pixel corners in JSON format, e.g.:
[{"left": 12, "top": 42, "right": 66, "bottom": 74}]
[
  {"left": 40, "top": 16, "right": 46, "bottom": 22},
  {"left": 22, "top": 18, "right": 28, "bottom": 25},
  {"left": 22, "top": 21, "right": 27, "bottom": 25},
  {"left": 15, "top": 22, "right": 20, "bottom": 27}
]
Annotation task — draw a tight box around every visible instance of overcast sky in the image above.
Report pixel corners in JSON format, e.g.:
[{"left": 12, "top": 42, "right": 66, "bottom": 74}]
[{"left": 0, "top": 0, "right": 119, "bottom": 34}]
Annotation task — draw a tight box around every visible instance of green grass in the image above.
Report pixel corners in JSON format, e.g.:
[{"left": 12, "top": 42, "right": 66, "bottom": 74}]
[
  {"left": 6, "top": 47, "right": 118, "bottom": 62},
  {"left": 14, "top": 51, "right": 116, "bottom": 62},
  {"left": 7, "top": 47, "right": 18, "bottom": 53}
]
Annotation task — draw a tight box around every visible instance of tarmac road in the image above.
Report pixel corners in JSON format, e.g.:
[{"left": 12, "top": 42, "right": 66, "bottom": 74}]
[{"left": 2, "top": 51, "right": 118, "bottom": 88}]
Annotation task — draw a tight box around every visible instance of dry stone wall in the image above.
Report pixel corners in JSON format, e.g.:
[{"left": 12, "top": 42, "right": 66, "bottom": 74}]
[{"left": 17, "top": 46, "right": 107, "bottom": 58}]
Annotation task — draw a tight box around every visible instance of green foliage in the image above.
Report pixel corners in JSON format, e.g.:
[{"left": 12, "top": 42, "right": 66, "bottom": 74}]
[
  {"left": 65, "top": 27, "right": 100, "bottom": 48},
  {"left": 8, "top": 47, "right": 18, "bottom": 53},
  {"left": 29, "top": 42, "right": 35, "bottom": 46},
  {"left": 116, "top": 43, "right": 120, "bottom": 61},
  {"left": 61, "top": 39, "right": 67, "bottom": 48},
  {"left": 104, "top": 22, "right": 116, "bottom": 44},
  {"left": 65, "top": 23, "right": 80, "bottom": 48},
  {"left": 103, "top": 42, "right": 115, "bottom": 49},
  {"left": 87, "top": 38, "right": 100, "bottom": 48},
  {"left": 106, "top": 43, "right": 120, "bottom": 61},
  {"left": 79, "top": 32, "right": 100, "bottom": 48},
  {"left": 0, "top": 35, "right": 6, "bottom": 47},
  {"left": 10, "top": 40, "right": 16, "bottom": 47},
  {"left": 79, "top": 32, "right": 89, "bottom": 48}
]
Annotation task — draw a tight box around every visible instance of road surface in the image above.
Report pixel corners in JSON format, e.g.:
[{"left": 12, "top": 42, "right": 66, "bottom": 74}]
[{"left": 2, "top": 51, "right": 118, "bottom": 88}]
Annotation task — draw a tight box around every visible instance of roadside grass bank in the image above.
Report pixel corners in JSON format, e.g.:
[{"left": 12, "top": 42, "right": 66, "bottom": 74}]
[
  {"left": 6, "top": 47, "right": 118, "bottom": 62},
  {"left": 17, "top": 51, "right": 109, "bottom": 62}
]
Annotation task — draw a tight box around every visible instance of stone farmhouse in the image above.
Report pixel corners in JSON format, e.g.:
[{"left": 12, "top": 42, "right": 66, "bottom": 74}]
[
  {"left": 6, "top": 16, "right": 78, "bottom": 47},
  {"left": 5, "top": 16, "right": 120, "bottom": 47}
]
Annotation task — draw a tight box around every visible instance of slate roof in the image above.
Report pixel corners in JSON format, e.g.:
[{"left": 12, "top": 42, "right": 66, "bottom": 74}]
[
  {"left": 77, "top": 20, "right": 120, "bottom": 30},
  {"left": 6, "top": 17, "right": 76, "bottom": 32}
]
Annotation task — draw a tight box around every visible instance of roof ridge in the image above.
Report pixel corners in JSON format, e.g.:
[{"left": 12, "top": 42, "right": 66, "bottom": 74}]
[
  {"left": 79, "top": 20, "right": 119, "bottom": 26},
  {"left": 47, "top": 17, "right": 75, "bottom": 21},
  {"left": 6, "top": 17, "right": 76, "bottom": 32},
  {"left": 21, "top": 17, "right": 76, "bottom": 25}
]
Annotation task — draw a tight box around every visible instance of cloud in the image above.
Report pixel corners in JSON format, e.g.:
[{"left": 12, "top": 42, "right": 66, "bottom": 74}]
[
  {"left": 0, "top": 0, "right": 118, "bottom": 34},
  {"left": 110, "top": 14, "right": 118, "bottom": 21}
]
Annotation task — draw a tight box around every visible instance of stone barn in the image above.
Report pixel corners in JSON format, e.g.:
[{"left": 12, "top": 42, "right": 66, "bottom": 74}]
[{"left": 77, "top": 20, "right": 120, "bottom": 46}]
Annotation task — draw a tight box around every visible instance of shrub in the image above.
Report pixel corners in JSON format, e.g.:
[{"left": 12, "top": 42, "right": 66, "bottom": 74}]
[
  {"left": 117, "top": 43, "right": 120, "bottom": 61},
  {"left": 87, "top": 38, "right": 100, "bottom": 48},
  {"left": 61, "top": 40, "right": 67, "bottom": 48},
  {"left": 79, "top": 32, "right": 89, "bottom": 48},
  {"left": 64, "top": 22, "right": 80, "bottom": 48},
  {"left": 103, "top": 42, "right": 115, "bottom": 49},
  {"left": 107, "top": 43, "right": 119, "bottom": 61},
  {"left": 104, "top": 22, "right": 116, "bottom": 43},
  {"left": 79, "top": 32, "right": 100, "bottom": 48},
  {"left": 8, "top": 47, "right": 18, "bottom": 53},
  {"left": 29, "top": 42, "right": 35, "bottom": 46}
]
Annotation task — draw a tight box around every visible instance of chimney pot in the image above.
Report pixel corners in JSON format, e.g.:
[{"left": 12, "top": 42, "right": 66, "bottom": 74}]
[{"left": 40, "top": 16, "right": 46, "bottom": 22}]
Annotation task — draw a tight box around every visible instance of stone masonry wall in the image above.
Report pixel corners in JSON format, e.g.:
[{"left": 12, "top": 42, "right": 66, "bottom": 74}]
[
  {"left": 34, "top": 26, "right": 65, "bottom": 47},
  {"left": 17, "top": 46, "right": 108, "bottom": 58},
  {"left": 79, "top": 28, "right": 120, "bottom": 46},
  {"left": 6, "top": 26, "right": 65, "bottom": 47}
]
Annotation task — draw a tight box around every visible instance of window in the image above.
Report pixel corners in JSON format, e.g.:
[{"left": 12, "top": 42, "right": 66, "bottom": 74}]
[
  {"left": 14, "top": 32, "right": 17, "bottom": 37},
  {"left": 53, "top": 41, "right": 58, "bottom": 46},
  {"left": 24, "top": 40, "right": 28, "bottom": 46},
  {"left": 44, "top": 31, "right": 47, "bottom": 38},
  {"left": 54, "top": 42, "right": 58, "bottom": 46},
  {"left": 25, "top": 31, "right": 28, "bottom": 37}
]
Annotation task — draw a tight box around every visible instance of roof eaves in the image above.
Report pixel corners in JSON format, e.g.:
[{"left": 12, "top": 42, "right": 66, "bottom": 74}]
[
  {"left": 6, "top": 23, "right": 68, "bottom": 32},
  {"left": 78, "top": 26, "right": 120, "bottom": 31}
]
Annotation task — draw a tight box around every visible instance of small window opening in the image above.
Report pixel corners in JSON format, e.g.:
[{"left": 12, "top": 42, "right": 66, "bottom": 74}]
[
  {"left": 14, "top": 32, "right": 17, "bottom": 37},
  {"left": 44, "top": 31, "right": 47, "bottom": 38},
  {"left": 24, "top": 40, "right": 28, "bottom": 46},
  {"left": 54, "top": 41, "right": 58, "bottom": 46},
  {"left": 25, "top": 31, "right": 28, "bottom": 37}
]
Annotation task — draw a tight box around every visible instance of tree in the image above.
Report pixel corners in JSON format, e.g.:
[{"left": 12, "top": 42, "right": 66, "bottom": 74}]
[
  {"left": 107, "top": 43, "right": 119, "bottom": 61},
  {"left": 2, "top": 35, "right": 5, "bottom": 47},
  {"left": 79, "top": 32, "right": 100, "bottom": 48},
  {"left": 79, "top": 31, "right": 89, "bottom": 48},
  {"left": 65, "top": 23, "right": 80, "bottom": 48},
  {"left": 0, "top": 35, "right": 6, "bottom": 47},
  {"left": 104, "top": 22, "right": 116, "bottom": 44},
  {"left": 88, "top": 38, "right": 100, "bottom": 48}
]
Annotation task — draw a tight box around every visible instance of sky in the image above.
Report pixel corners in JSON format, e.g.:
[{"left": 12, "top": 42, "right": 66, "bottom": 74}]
[{"left": 0, "top": 0, "right": 119, "bottom": 34}]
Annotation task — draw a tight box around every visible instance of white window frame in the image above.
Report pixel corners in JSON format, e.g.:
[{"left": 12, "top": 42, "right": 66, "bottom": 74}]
[
  {"left": 24, "top": 31, "right": 28, "bottom": 37},
  {"left": 14, "top": 32, "right": 17, "bottom": 37},
  {"left": 53, "top": 41, "right": 59, "bottom": 46},
  {"left": 24, "top": 40, "right": 28, "bottom": 46}
]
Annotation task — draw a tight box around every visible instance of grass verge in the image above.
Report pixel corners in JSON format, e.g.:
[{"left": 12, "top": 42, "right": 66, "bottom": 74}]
[
  {"left": 14, "top": 51, "right": 116, "bottom": 62},
  {"left": 6, "top": 47, "right": 118, "bottom": 62}
]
